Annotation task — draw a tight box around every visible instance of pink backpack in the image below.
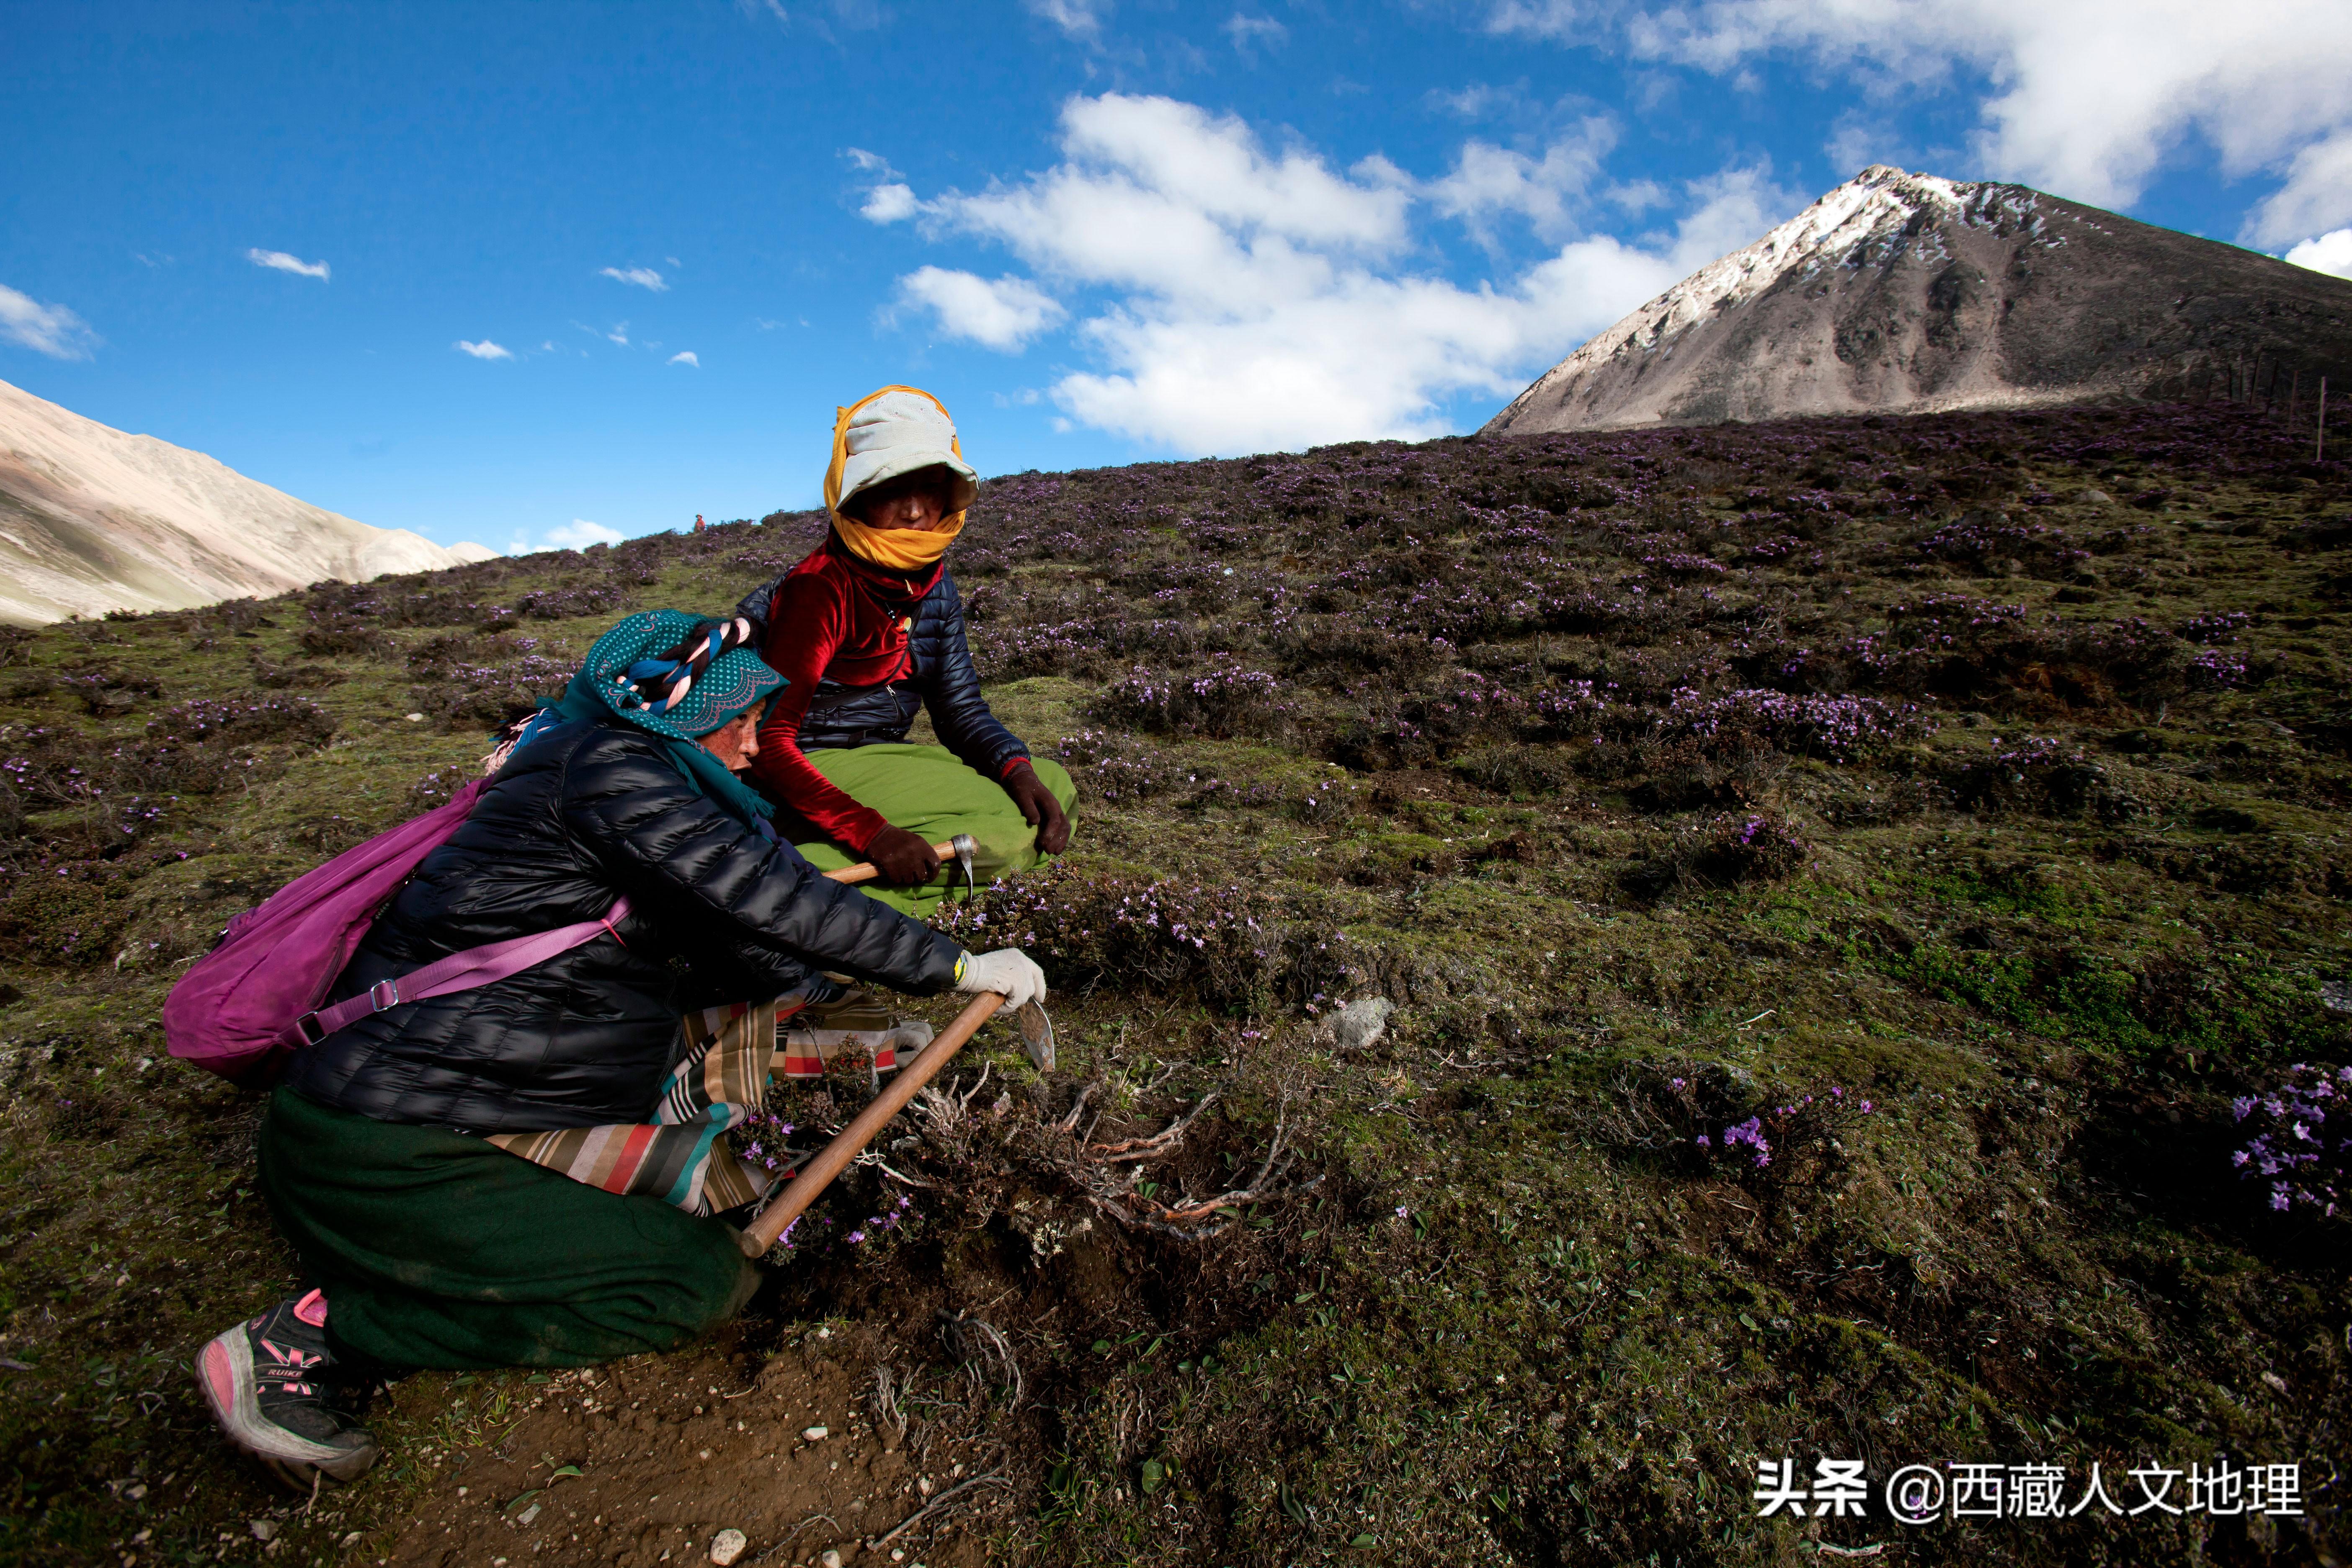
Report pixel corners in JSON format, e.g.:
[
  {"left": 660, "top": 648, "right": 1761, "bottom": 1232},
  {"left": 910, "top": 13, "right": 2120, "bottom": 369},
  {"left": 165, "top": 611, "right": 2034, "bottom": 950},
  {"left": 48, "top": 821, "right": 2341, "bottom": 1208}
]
[{"left": 164, "top": 777, "right": 629, "bottom": 1086}]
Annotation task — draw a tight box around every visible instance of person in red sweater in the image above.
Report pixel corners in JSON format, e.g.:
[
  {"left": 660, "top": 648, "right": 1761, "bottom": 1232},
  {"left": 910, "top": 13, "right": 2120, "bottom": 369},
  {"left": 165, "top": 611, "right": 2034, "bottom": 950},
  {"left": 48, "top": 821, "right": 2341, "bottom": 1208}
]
[{"left": 745, "top": 387, "right": 1073, "bottom": 910}]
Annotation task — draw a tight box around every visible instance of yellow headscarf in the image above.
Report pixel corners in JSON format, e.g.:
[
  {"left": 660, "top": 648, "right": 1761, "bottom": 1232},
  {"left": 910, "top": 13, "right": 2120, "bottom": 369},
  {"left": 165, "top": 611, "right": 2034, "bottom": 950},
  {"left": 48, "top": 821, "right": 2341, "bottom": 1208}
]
[{"left": 824, "top": 385, "right": 970, "bottom": 573}]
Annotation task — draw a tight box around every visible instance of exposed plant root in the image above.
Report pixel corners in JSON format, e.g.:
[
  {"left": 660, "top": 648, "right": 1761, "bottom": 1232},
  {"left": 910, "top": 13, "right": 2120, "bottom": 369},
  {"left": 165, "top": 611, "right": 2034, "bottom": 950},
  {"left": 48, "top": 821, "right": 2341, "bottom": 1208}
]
[
  {"left": 937, "top": 1310, "right": 1023, "bottom": 1410},
  {"left": 872, "top": 1362, "right": 906, "bottom": 1442},
  {"left": 1087, "top": 1092, "right": 1218, "bottom": 1158},
  {"left": 864, "top": 1470, "right": 1008, "bottom": 1553},
  {"left": 853, "top": 1153, "right": 941, "bottom": 1190},
  {"left": 1051, "top": 1086, "right": 1323, "bottom": 1239},
  {"left": 911, "top": 1062, "right": 993, "bottom": 1142}
]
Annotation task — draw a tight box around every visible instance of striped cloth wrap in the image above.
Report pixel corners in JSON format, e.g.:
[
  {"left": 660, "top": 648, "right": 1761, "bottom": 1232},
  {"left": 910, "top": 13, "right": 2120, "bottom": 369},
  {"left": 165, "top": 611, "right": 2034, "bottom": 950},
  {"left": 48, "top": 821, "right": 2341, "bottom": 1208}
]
[{"left": 484, "top": 990, "right": 934, "bottom": 1216}]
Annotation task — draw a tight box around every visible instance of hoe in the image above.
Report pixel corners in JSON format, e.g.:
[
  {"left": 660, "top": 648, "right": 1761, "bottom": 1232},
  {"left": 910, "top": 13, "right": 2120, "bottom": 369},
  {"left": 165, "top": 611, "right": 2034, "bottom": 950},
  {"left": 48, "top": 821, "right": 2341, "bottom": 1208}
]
[{"left": 737, "top": 833, "right": 1052, "bottom": 1256}]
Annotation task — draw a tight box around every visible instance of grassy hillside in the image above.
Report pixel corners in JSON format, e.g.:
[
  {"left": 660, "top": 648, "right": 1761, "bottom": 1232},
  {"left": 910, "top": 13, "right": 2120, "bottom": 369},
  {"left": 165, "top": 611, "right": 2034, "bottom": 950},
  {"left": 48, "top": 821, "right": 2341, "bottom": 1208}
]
[{"left": 2, "top": 398, "right": 2348, "bottom": 1566}]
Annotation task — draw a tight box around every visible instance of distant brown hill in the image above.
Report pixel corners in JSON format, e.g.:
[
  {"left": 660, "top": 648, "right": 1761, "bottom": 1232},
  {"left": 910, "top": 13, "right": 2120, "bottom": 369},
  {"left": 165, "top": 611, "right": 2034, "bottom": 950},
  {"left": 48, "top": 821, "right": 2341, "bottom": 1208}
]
[
  {"left": 0, "top": 377, "right": 493, "bottom": 624},
  {"left": 1484, "top": 165, "right": 2352, "bottom": 436}
]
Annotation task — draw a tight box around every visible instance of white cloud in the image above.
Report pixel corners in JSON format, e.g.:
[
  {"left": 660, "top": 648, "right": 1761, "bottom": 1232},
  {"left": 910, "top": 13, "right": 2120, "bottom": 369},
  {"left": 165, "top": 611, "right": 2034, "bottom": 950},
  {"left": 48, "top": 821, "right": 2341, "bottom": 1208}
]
[
  {"left": 2252, "top": 132, "right": 2352, "bottom": 250},
  {"left": 599, "top": 266, "right": 668, "bottom": 291},
  {"left": 898, "top": 92, "right": 1795, "bottom": 453},
  {"left": 668, "top": 350, "right": 701, "bottom": 366},
  {"left": 1487, "top": 0, "right": 2352, "bottom": 240},
  {"left": 1823, "top": 111, "right": 1909, "bottom": 179},
  {"left": 2286, "top": 228, "right": 2352, "bottom": 281},
  {"left": 454, "top": 339, "right": 514, "bottom": 360},
  {"left": 937, "top": 95, "right": 1412, "bottom": 324},
  {"left": 1428, "top": 118, "right": 1617, "bottom": 243},
  {"left": 0, "top": 283, "right": 98, "bottom": 359},
  {"left": 861, "top": 183, "right": 920, "bottom": 222},
  {"left": 846, "top": 148, "right": 921, "bottom": 222},
  {"left": 735, "top": 0, "right": 789, "bottom": 24},
  {"left": 1223, "top": 13, "right": 1287, "bottom": 52},
  {"left": 895, "top": 268, "right": 1067, "bottom": 350},
  {"left": 247, "top": 248, "right": 330, "bottom": 281},
  {"left": 1026, "top": 0, "right": 1108, "bottom": 39},
  {"left": 546, "top": 519, "right": 626, "bottom": 551},
  {"left": 607, "top": 322, "right": 630, "bottom": 346}
]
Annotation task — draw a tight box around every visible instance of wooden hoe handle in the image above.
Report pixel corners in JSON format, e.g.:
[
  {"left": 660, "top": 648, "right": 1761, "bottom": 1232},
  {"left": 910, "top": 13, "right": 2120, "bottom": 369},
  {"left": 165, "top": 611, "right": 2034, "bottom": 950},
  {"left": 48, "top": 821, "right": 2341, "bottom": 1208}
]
[
  {"left": 736, "top": 991, "right": 1004, "bottom": 1257},
  {"left": 823, "top": 838, "right": 966, "bottom": 887}
]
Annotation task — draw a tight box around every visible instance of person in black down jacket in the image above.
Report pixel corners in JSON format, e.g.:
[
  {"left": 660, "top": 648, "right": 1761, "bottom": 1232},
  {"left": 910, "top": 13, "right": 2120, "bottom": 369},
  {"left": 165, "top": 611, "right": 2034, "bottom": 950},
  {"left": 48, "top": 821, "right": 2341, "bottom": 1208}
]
[
  {"left": 197, "top": 610, "right": 1046, "bottom": 1491},
  {"left": 740, "top": 385, "right": 1075, "bottom": 917}
]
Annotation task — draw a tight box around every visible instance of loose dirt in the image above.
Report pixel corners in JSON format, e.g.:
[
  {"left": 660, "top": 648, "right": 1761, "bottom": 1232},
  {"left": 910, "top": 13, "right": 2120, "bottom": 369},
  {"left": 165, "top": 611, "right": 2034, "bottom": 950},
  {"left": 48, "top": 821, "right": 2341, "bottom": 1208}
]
[{"left": 379, "top": 1326, "right": 993, "bottom": 1568}]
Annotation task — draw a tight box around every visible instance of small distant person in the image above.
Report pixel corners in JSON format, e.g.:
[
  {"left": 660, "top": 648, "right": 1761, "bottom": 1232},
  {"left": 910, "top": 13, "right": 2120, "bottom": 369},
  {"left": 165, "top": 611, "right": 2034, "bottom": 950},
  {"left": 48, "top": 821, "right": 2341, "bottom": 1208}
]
[
  {"left": 694, "top": 513, "right": 706, "bottom": 532},
  {"left": 738, "top": 386, "right": 1073, "bottom": 913}
]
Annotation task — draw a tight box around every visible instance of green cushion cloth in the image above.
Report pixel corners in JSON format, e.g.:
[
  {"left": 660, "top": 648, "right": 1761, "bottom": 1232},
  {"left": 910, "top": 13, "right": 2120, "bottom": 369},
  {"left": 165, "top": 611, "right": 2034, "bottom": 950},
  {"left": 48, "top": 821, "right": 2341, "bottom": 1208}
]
[
  {"left": 256, "top": 1088, "right": 758, "bottom": 1371},
  {"left": 794, "top": 745, "right": 1077, "bottom": 917}
]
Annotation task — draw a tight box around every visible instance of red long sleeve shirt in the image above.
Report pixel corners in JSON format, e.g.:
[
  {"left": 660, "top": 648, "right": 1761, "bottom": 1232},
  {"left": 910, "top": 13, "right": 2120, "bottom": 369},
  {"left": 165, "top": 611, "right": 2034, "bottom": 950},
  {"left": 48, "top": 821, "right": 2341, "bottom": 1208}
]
[{"left": 750, "top": 542, "right": 936, "bottom": 851}]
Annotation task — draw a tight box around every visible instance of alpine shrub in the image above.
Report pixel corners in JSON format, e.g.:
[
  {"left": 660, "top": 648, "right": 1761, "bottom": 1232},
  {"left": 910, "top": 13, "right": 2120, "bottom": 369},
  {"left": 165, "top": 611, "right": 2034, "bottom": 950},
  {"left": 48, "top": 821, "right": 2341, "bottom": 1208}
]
[
  {"left": 1692, "top": 810, "right": 1808, "bottom": 884},
  {"left": 1091, "top": 659, "right": 1291, "bottom": 740},
  {"left": 1055, "top": 729, "right": 1181, "bottom": 805},
  {"left": 934, "top": 864, "right": 1279, "bottom": 1014},
  {"left": 147, "top": 697, "right": 336, "bottom": 749},
  {"left": 2233, "top": 1063, "right": 2352, "bottom": 1216}
]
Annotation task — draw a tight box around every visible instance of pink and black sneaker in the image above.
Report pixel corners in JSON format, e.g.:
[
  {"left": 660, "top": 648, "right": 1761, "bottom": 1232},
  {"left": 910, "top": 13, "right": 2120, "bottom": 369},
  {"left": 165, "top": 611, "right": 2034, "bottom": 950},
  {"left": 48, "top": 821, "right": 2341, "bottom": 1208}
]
[{"left": 195, "top": 1289, "right": 381, "bottom": 1488}]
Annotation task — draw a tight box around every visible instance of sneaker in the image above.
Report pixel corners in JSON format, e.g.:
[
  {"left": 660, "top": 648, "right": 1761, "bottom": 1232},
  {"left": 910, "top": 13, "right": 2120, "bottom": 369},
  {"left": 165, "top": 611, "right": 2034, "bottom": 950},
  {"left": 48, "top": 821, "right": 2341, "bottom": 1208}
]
[{"left": 195, "top": 1289, "right": 381, "bottom": 1488}]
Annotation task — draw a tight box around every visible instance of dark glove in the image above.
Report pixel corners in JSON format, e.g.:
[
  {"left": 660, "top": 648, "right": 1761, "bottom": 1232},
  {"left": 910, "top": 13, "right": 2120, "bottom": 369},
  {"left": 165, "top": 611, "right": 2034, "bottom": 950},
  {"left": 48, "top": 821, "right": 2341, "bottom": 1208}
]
[
  {"left": 863, "top": 824, "right": 939, "bottom": 886},
  {"left": 1003, "top": 762, "right": 1070, "bottom": 855}
]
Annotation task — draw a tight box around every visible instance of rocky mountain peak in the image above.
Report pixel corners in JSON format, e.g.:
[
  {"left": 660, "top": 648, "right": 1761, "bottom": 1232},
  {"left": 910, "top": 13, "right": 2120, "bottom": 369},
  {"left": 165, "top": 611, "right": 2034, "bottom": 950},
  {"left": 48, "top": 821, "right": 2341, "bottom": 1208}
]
[{"left": 1485, "top": 167, "right": 2352, "bottom": 436}]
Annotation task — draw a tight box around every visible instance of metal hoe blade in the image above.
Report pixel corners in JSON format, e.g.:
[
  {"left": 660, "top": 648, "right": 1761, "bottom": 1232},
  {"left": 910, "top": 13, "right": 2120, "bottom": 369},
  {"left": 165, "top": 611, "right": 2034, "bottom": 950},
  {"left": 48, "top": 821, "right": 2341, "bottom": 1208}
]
[
  {"left": 949, "top": 833, "right": 977, "bottom": 900},
  {"left": 1014, "top": 1001, "right": 1055, "bottom": 1073}
]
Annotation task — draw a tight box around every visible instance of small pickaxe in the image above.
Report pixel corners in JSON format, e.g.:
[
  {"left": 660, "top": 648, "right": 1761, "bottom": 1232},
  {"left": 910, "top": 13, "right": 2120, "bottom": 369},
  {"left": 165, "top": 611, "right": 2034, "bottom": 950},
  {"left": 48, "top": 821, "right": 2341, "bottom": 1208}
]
[
  {"left": 736, "top": 993, "right": 1054, "bottom": 1257},
  {"left": 823, "top": 832, "right": 977, "bottom": 899}
]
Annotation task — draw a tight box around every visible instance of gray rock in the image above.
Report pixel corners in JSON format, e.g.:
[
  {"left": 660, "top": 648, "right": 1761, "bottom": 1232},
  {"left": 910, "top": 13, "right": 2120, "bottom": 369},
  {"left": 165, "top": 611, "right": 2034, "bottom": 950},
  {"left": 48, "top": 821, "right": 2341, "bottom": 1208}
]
[
  {"left": 2080, "top": 489, "right": 2115, "bottom": 506},
  {"left": 1331, "top": 997, "right": 1396, "bottom": 1053},
  {"left": 2323, "top": 980, "right": 2352, "bottom": 1014},
  {"left": 709, "top": 1527, "right": 749, "bottom": 1565}
]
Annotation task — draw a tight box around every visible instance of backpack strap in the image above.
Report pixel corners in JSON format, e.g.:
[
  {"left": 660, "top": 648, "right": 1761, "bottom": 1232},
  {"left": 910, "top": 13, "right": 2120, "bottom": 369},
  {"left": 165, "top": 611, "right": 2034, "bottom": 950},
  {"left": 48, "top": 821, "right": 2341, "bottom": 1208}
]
[{"left": 282, "top": 897, "right": 633, "bottom": 1049}]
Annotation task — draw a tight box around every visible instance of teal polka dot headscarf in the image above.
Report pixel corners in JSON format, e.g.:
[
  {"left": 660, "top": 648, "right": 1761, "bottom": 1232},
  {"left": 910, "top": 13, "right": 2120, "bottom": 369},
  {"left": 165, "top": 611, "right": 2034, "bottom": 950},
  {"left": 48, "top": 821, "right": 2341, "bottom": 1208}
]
[
  {"left": 506, "top": 609, "right": 786, "bottom": 831},
  {"left": 587, "top": 610, "right": 783, "bottom": 738}
]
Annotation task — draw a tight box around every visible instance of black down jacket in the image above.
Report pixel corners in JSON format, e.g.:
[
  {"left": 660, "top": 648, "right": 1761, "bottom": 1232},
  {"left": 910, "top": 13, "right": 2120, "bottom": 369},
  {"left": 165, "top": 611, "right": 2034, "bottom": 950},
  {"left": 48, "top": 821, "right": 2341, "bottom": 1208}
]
[
  {"left": 735, "top": 569, "right": 1027, "bottom": 776},
  {"left": 282, "top": 717, "right": 964, "bottom": 1132}
]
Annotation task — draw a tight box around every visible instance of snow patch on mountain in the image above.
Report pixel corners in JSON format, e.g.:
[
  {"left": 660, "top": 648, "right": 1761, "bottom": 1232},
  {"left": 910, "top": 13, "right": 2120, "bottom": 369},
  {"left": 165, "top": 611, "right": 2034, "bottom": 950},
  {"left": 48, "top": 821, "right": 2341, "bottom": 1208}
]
[{"left": 1525, "top": 168, "right": 2007, "bottom": 391}]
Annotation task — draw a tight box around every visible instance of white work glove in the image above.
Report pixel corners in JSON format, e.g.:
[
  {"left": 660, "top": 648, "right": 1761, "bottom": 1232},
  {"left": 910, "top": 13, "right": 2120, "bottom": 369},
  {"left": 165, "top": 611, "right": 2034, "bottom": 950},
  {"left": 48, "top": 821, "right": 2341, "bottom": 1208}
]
[{"left": 954, "top": 948, "right": 1047, "bottom": 1011}]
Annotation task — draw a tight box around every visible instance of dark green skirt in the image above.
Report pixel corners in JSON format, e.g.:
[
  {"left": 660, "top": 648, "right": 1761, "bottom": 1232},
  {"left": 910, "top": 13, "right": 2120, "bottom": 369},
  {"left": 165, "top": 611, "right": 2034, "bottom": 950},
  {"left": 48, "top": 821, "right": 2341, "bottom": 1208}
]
[{"left": 256, "top": 1088, "right": 759, "bottom": 1371}]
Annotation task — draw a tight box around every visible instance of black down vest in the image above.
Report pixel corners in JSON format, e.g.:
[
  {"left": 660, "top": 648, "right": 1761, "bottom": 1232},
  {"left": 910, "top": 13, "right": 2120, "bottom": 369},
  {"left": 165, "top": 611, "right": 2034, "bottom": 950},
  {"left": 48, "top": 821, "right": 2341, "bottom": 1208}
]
[
  {"left": 735, "top": 569, "right": 1028, "bottom": 776},
  {"left": 282, "top": 717, "right": 963, "bottom": 1132}
]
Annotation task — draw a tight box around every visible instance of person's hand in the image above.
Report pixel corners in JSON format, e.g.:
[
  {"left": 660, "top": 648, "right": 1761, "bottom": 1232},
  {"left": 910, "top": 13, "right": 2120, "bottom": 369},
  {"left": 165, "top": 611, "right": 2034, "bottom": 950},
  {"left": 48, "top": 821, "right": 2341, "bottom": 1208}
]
[
  {"left": 862, "top": 825, "right": 939, "bottom": 885},
  {"left": 1003, "top": 762, "right": 1070, "bottom": 855},
  {"left": 954, "top": 948, "right": 1047, "bottom": 1010}
]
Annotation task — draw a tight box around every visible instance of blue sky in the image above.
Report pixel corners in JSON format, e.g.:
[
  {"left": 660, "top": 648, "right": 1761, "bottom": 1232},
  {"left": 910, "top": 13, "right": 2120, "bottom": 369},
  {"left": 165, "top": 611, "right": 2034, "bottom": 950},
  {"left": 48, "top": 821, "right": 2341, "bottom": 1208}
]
[{"left": 3, "top": 0, "right": 2349, "bottom": 554}]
